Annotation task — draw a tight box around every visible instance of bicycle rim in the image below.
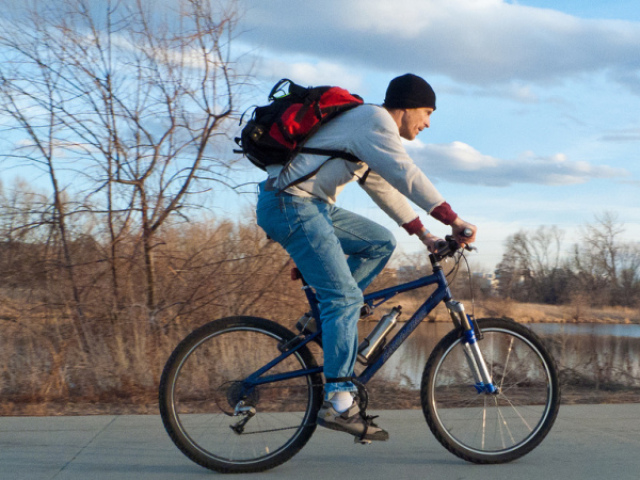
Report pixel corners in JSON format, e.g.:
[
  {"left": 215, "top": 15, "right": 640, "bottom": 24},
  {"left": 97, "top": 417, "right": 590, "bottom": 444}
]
[
  {"left": 425, "top": 321, "right": 558, "bottom": 462},
  {"left": 162, "top": 320, "right": 320, "bottom": 471}
]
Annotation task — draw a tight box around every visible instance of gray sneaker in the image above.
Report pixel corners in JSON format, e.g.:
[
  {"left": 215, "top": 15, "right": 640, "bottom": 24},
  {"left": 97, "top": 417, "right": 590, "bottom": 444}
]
[{"left": 316, "top": 400, "right": 389, "bottom": 442}]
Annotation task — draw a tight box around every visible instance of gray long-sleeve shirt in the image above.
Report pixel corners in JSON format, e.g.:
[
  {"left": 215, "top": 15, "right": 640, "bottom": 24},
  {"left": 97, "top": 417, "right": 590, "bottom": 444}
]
[{"left": 265, "top": 104, "right": 445, "bottom": 227}]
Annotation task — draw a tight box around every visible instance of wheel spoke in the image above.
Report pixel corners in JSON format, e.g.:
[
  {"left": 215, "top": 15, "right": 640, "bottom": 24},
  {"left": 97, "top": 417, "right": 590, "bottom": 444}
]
[
  {"left": 481, "top": 399, "right": 487, "bottom": 450},
  {"left": 423, "top": 318, "right": 559, "bottom": 463},
  {"left": 496, "top": 404, "right": 517, "bottom": 447},
  {"left": 159, "top": 317, "right": 322, "bottom": 473},
  {"left": 498, "top": 337, "right": 515, "bottom": 393}
]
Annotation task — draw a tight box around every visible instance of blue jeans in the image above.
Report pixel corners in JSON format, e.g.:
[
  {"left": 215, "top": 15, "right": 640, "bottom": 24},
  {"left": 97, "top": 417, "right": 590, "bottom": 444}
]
[{"left": 256, "top": 182, "right": 396, "bottom": 396}]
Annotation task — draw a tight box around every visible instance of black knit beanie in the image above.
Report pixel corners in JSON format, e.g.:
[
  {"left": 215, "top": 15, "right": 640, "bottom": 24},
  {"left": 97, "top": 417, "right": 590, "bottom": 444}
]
[{"left": 384, "top": 73, "right": 436, "bottom": 110}]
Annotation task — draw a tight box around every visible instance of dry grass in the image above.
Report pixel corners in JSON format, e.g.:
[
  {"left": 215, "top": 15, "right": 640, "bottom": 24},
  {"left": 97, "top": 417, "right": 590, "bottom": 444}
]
[
  {"left": 1, "top": 219, "right": 637, "bottom": 417},
  {"left": 2, "top": 294, "right": 639, "bottom": 416}
]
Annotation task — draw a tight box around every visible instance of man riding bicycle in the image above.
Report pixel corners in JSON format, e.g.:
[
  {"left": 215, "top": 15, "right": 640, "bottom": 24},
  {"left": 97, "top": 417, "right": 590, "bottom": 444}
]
[{"left": 256, "top": 73, "right": 477, "bottom": 442}]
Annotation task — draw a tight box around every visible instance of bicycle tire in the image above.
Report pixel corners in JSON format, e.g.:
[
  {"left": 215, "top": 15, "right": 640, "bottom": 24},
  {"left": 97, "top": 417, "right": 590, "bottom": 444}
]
[
  {"left": 159, "top": 316, "right": 323, "bottom": 473},
  {"left": 421, "top": 317, "right": 560, "bottom": 464}
]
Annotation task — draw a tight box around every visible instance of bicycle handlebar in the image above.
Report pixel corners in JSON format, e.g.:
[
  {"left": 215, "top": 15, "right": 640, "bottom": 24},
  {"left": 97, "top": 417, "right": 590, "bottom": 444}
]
[{"left": 432, "top": 234, "right": 475, "bottom": 260}]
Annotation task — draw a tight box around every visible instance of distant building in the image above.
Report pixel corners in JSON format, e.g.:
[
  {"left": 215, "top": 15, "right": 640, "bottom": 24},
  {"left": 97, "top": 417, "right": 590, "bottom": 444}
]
[{"left": 472, "top": 272, "right": 498, "bottom": 294}]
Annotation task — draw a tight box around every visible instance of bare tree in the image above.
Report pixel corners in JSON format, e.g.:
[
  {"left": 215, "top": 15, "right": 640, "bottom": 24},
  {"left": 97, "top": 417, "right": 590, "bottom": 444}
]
[
  {"left": 496, "top": 214, "right": 640, "bottom": 307},
  {"left": 0, "top": 0, "right": 246, "bottom": 325},
  {"left": 582, "top": 212, "right": 624, "bottom": 287},
  {"left": 496, "top": 226, "right": 568, "bottom": 303},
  {"left": 617, "top": 245, "right": 640, "bottom": 306},
  {"left": 573, "top": 212, "right": 640, "bottom": 306}
]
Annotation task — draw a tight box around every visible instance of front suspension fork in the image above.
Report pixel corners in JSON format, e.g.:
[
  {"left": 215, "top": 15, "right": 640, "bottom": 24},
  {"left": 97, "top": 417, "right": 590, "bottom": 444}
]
[{"left": 446, "top": 301, "right": 498, "bottom": 394}]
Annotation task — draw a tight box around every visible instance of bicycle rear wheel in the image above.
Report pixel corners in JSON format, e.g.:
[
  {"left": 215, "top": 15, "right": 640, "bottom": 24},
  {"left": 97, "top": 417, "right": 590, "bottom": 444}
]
[
  {"left": 159, "top": 316, "right": 323, "bottom": 473},
  {"left": 421, "top": 317, "right": 560, "bottom": 464}
]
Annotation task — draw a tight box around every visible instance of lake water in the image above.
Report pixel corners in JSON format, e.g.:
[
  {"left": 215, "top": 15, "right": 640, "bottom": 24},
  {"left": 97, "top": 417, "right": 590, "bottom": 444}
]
[
  {"left": 362, "top": 321, "right": 640, "bottom": 390},
  {"left": 530, "top": 323, "right": 640, "bottom": 338}
]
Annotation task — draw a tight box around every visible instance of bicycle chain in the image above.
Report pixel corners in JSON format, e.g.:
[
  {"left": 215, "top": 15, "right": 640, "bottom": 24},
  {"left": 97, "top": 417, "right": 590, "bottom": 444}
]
[
  {"left": 226, "top": 382, "right": 322, "bottom": 435},
  {"left": 236, "top": 424, "right": 314, "bottom": 435}
]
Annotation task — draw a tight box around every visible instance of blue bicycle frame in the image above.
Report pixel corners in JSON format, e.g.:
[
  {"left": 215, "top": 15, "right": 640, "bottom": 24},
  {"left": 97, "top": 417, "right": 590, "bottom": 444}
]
[{"left": 242, "top": 259, "right": 462, "bottom": 391}]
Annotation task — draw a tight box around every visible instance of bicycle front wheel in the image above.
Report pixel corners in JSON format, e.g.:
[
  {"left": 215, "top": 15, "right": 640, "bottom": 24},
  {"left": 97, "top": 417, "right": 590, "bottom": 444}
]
[
  {"left": 159, "top": 316, "right": 323, "bottom": 473},
  {"left": 421, "top": 317, "right": 560, "bottom": 464}
]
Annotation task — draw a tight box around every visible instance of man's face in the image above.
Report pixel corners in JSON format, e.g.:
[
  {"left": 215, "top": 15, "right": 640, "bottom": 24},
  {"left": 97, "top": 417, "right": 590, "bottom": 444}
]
[{"left": 398, "top": 107, "right": 434, "bottom": 140}]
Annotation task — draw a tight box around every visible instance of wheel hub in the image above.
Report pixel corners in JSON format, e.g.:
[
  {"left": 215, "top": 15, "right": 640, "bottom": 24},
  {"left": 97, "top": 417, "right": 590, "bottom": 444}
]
[{"left": 215, "top": 381, "right": 260, "bottom": 415}]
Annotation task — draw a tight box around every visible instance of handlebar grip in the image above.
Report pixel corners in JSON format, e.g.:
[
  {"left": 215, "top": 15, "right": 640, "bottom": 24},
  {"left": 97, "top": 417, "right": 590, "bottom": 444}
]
[{"left": 462, "top": 227, "right": 473, "bottom": 238}]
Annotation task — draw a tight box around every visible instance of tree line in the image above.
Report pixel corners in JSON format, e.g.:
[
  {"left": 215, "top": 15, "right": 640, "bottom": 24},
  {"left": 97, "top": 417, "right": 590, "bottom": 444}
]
[{"left": 495, "top": 213, "right": 640, "bottom": 308}]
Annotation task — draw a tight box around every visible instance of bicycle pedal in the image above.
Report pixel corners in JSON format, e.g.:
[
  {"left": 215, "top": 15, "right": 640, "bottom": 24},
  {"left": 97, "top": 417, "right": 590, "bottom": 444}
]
[{"left": 354, "top": 437, "right": 372, "bottom": 445}]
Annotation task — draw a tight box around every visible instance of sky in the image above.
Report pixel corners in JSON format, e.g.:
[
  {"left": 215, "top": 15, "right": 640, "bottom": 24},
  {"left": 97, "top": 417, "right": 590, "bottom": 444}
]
[
  {"left": 1, "top": 0, "right": 638, "bottom": 272},
  {"left": 219, "top": 0, "right": 640, "bottom": 270}
]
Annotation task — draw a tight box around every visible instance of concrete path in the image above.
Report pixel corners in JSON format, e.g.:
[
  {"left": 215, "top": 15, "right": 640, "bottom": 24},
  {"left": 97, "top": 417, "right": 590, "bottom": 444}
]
[{"left": 1, "top": 404, "right": 639, "bottom": 479}]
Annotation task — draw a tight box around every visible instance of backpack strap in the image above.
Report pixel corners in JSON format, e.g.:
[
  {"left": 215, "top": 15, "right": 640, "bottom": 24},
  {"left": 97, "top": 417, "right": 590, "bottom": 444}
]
[
  {"left": 358, "top": 168, "right": 371, "bottom": 185},
  {"left": 268, "top": 78, "right": 293, "bottom": 100},
  {"left": 299, "top": 147, "right": 360, "bottom": 163},
  {"left": 276, "top": 149, "right": 362, "bottom": 192}
]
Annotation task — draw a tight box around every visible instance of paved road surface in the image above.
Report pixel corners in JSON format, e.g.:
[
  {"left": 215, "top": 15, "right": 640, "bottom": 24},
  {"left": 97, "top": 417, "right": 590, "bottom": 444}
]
[{"left": 1, "top": 404, "right": 639, "bottom": 479}]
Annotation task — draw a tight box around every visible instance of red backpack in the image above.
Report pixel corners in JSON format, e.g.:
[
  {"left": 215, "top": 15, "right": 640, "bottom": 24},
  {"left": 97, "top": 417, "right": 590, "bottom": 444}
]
[{"left": 235, "top": 79, "right": 363, "bottom": 171}]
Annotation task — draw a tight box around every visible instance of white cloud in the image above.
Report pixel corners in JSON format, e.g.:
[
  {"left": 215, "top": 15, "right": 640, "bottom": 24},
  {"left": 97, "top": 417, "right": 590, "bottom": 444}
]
[
  {"left": 255, "top": 57, "right": 364, "bottom": 92},
  {"left": 406, "top": 141, "right": 630, "bottom": 186},
  {"left": 241, "top": 0, "right": 640, "bottom": 90}
]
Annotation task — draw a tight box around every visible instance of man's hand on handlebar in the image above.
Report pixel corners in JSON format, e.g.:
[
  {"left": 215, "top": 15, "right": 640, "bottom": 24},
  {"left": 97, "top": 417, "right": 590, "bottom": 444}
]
[
  {"left": 432, "top": 235, "right": 473, "bottom": 259},
  {"left": 418, "top": 218, "right": 477, "bottom": 257},
  {"left": 451, "top": 217, "right": 477, "bottom": 246},
  {"left": 417, "top": 229, "right": 444, "bottom": 254}
]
